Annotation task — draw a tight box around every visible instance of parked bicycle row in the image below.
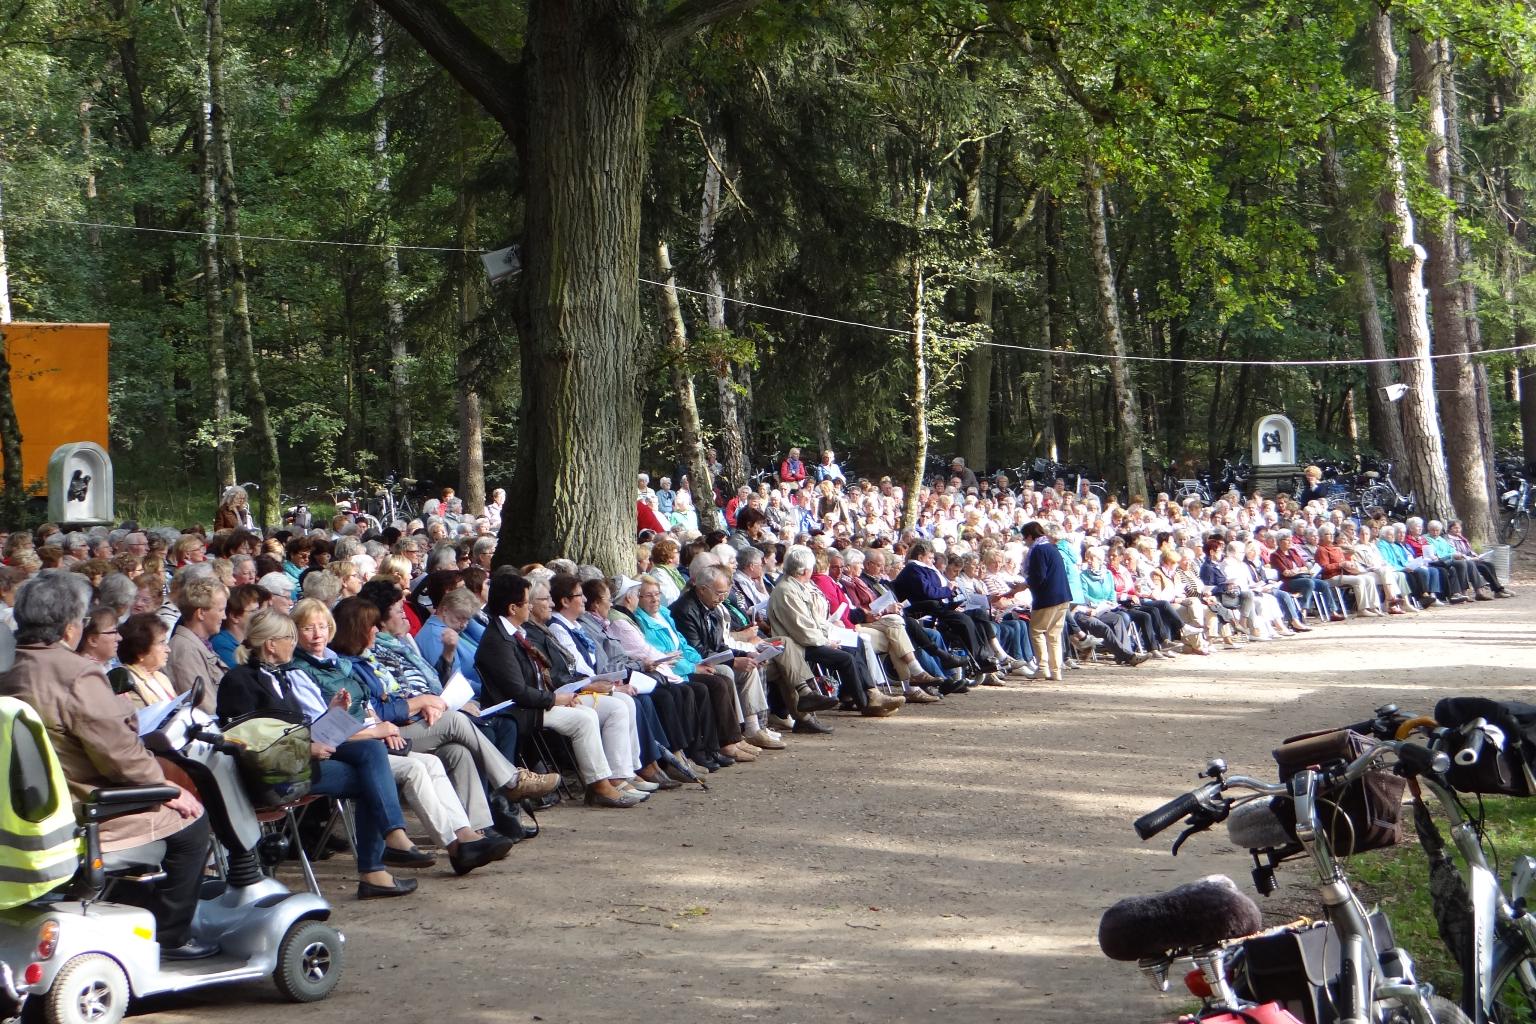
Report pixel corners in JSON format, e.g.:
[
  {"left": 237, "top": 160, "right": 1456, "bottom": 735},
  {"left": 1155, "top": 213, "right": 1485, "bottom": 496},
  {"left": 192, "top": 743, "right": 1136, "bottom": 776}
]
[{"left": 1104, "top": 698, "right": 1536, "bottom": 1024}]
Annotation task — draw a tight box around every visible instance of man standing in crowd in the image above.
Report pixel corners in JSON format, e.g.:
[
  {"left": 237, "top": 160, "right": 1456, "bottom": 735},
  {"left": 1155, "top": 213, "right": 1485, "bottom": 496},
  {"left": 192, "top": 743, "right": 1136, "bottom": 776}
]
[{"left": 1022, "top": 521, "right": 1072, "bottom": 682}]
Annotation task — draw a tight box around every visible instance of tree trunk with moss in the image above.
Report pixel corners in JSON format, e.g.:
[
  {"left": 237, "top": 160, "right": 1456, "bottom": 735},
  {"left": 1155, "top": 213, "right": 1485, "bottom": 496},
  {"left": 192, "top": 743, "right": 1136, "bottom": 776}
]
[{"left": 1085, "top": 165, "right": 1146, "bottom": 500}]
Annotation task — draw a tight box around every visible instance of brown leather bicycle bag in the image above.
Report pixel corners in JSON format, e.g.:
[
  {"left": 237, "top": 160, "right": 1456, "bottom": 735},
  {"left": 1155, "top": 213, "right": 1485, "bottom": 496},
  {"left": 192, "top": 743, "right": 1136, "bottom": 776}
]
[{"left": 1270, "top": 728, "right": 1405, "bottom": 856}]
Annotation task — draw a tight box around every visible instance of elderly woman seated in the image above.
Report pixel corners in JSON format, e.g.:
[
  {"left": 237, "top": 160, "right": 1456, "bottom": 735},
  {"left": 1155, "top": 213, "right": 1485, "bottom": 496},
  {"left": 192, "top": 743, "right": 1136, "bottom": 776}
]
[
  {"left": 768, "top": 545, "right": 903, "bottom": 717},
  {"left": 287, "top": 599, "right": 514, "bottom": 874},
  {"left": 106, "top": 612, "right": 179, "bottom": 707},
  {"left": 602, "top": 575, "right": 717, "bottom": 779},
  {"left": 813, "top": 548, "right": 944, "bottom": 698},
  {"left": 327, "top": 587, "right": 556, "bottom": 832},
  {"left": 523, "top": 575, "right": 655, "bottom": 791},
  {"left": 215, "top": 607, "right": 427, "bottom": 899},
  {"left": 0, "top": 571, "right": 217, "bottom": 956}
]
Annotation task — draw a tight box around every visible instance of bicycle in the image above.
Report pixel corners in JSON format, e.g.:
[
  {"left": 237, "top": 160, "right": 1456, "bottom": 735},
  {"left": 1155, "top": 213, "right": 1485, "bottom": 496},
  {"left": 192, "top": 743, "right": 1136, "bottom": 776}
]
[
  {"left": 1356, "top": 702, "right": 1536, "bottom": 1023},
  {"left": 370, "top": 471, "right": 419, "bottom": 527},
  {"left": 1497, "top": 479, "right": 1529, "bottom": 549},
  {"left": 331, "top": 487, "right": 383, "bottom": 533},
  {"left": 1102, "top": 738, "right": 1469, "bottom": 1023}
]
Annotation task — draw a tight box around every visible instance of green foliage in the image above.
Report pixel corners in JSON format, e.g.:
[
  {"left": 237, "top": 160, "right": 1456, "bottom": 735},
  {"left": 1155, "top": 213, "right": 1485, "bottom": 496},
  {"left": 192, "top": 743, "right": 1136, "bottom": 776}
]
[{"left": 0, "top": 0, "right": 1532, "bottom": 517}]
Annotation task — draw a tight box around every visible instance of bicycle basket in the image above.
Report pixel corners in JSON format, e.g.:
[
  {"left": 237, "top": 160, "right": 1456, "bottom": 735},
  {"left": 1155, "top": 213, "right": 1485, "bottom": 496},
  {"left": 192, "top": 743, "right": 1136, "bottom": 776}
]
[
  {"left": 222, "top": 711, "right": 313, "bottom": 808},
  {"left": 1272, "top": 728, "right": 1405, "bottom": 855},
  {"left": 1435, "top": 696, "right": 1536, "bottom": 797}
]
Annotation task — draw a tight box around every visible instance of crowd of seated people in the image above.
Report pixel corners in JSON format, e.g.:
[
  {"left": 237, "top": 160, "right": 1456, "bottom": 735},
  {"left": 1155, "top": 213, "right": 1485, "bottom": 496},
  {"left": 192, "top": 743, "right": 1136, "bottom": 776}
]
[{"left": 0, "top": 459, "right": 1515, "bottom": 956}]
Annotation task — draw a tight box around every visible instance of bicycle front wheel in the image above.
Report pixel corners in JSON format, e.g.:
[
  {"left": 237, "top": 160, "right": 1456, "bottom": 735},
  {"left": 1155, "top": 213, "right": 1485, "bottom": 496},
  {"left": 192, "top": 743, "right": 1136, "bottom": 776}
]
[
  {"left": 1501, "top": 510, "right": 1530, "bottom": 549},
  {"left": 1488, "top": 950, "right": 1536, "bottom": 1023}
]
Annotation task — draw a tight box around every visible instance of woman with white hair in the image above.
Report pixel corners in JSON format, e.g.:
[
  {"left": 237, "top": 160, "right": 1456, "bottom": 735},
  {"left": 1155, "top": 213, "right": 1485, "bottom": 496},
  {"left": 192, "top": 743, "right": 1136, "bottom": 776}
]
[
  {"left": 215, "top": 484, "right": 255, "bottom": 531},
  {"left": 768, "top": 545, "right": 902, "bottom": 717}
]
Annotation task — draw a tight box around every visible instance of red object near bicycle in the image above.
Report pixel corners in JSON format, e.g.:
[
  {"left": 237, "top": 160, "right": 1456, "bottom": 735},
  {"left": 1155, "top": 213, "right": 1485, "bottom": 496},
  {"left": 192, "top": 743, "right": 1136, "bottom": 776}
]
[{"left": 1179, "top": 1003, "right": 1303, "bottom": 1024}]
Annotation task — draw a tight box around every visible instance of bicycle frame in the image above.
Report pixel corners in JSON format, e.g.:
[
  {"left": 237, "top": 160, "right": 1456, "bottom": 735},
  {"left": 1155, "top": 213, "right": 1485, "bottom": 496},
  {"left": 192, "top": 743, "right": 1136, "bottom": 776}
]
[
  {"left": 1414, "top": 771, "right": 1536, "bottom": 1020},
  {"left": 1136, "top": 748, "right": 1445, "bottom": 1024}
]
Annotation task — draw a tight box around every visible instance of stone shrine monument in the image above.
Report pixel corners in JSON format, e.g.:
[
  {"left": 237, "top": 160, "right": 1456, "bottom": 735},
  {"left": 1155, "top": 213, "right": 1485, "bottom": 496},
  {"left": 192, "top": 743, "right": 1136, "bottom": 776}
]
[
  {"left": 46, "top": 442, "right": 114, "bottom": 526},
  {"left": 1250, "top": 414, "right": 1298, "bottom": 497}
]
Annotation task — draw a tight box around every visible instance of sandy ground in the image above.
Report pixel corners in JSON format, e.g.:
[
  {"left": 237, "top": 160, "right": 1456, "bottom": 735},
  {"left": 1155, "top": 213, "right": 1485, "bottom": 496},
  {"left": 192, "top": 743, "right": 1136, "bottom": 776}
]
[{"left": 142, "top": 564, "right": 1533, "bottom": 1024}]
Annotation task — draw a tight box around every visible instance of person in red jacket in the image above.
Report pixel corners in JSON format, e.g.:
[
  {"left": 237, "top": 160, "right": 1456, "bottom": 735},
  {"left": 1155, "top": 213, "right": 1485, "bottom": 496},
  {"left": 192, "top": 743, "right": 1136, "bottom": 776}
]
[{"left": 779, "top": 447, "right": 807, "bottom": 484}]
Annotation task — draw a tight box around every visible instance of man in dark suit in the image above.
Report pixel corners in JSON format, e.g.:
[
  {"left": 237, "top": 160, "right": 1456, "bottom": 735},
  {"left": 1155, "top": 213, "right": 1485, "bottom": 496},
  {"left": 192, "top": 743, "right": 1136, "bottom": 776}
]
[{"left": 475, "top": 574, "right": 643, "bottom": 808}]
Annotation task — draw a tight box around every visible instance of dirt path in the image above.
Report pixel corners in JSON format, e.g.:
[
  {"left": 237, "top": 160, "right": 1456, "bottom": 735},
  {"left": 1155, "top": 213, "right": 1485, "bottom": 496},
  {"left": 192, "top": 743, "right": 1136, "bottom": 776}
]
[{"left": 147, "top": 582, "right": 1532, "bottom": 1024}]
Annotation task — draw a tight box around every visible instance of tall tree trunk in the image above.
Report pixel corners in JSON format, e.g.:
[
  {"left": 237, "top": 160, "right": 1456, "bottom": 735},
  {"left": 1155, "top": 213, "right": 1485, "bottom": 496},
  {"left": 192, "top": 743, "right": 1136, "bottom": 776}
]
[
  {"left": 1369, "top": 5, "right": 1453, "bottom": 521},
  {"left": 1084, "top": 165, "right": 1146, "bottom": 500},
  {"left": 1442, "top": 52, "right": 1498, "bottom": 514},
  {"left": 376, "top": 0, "right": 758, "bottom": 571},
  {"left": 373, "top": 14, "right": 413, "bottom": 477},
  {"left": 454, "top": 104, "right": 485, "bottom": 516},
  {"left": 198, "top": 86, "right": 235, "bottom": 491},
  {"left": 1320, "top": 135, "right": 1406, "bottom": 463},
  {"left": 506, "top": 6, "right": 655, "bottom": 570},
  {"left": 1043, "top": 194, "right": 1068, "bottom": 460},
  {"left": 955, "top": 138, "right": 993, "bottom": 471},
  {"left": 656, "top": 240, "right": 718, "bottom": 532},
  {"left": 207, "top": 0, "right": 280, "bottom": 524},
  {"left": 0, "top": 136, "right": 11, "bottom": 328},
  {"left": 1410, "top": 34, "right": 1492, "bottom": 542},
  {"left": 698, "top": 136, "right": 747, "bottom": 486},
  {"left": 904, "top": 175, "right": 935, "bottom": 529}
]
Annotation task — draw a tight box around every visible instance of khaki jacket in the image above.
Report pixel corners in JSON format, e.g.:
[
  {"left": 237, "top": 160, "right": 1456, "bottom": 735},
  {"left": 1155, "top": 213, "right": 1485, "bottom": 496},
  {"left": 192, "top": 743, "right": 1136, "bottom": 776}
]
[
  {"left": 166, "top": 624, "right": 223, "bottom": 711},
  {"left": 766, "top": 575, "right": 827, "bottom": 690},
  {"left": 0, "top": 642, "right": 190, "bottom": 851}
]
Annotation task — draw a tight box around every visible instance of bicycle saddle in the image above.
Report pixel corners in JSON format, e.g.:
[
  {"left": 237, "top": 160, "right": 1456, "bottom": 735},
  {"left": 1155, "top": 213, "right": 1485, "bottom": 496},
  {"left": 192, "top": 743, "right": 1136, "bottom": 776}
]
[{"left": 1098, "top": 875, "right": 1262, "bottom": 961}]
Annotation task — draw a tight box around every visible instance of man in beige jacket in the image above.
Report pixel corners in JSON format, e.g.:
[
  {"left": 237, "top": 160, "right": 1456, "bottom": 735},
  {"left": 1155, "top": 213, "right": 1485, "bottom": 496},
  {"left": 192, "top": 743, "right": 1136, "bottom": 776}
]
[{"left": 0, "top": 570, "right": 216, "bottom": 959}]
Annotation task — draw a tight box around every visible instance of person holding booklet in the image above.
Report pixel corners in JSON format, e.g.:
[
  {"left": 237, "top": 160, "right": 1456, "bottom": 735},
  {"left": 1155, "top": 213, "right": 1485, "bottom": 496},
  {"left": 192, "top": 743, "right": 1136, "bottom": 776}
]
[
  {"left": 1445, "top": 519, "right": 1513, "bottom": 599},
  {"left": 814, "top": 549, "right": 943, "bottom": 702},
  {"left": 475, "top": 574, "right": 650, "bottom": 808},
  {"left": 288, "top": 599, "right": 518, "bottom": 876},
  {"left": 327, "top": 588, "right": 554, "bottom": 837},
  {"left": 768, "top": 546, "right": 903, "bottom": 719},
  {"left": 215, "top": 607, "right": 433, "bottom": 899},
  {"left": 522, "top": 577, "right": 651, "bottom": 797}
]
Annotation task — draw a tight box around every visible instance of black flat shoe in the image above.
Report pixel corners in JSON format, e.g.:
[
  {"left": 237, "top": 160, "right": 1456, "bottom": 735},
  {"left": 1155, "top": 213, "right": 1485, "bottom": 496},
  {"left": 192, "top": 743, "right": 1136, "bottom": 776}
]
[
  {"left": 938, "top": 650, "right": 969, "bottom": 669},
  {"left": 513, "top": 804, "right": 540, "bottom": 839},
  {"left": 382, "top": 846, "right": 437, "bottom": 869},
  {"left": 358, "top": 877, "right": 418, "bottom": 900},
  {"left": 449, "top": 838, "right": 502, "bottom": 876},
  {"left": 796, "top": 691, "right": 839, "bottom": 713},
  {"left": 161, "top": 939, "right": 221, "bottom": 961},
  {"left": 792, "top": 716, "right": 833, "bottom": 735},
  {"left": 713, "top": 752, "right": 736, "bottom": 766},
  {"left": 938, "top": 679, "right": 968, "bottom": 695}
]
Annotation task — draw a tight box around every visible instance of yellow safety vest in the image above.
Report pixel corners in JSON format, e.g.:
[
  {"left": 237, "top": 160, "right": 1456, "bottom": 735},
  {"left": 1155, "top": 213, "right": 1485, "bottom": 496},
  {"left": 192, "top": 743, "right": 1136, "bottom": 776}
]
[{"left": 0, "top": 696, "right": 80, "bottom": 909}]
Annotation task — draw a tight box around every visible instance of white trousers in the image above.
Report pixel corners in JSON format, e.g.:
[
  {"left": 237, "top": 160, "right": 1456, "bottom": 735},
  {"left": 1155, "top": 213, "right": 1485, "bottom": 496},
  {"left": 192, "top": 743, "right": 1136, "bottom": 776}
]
[
  {"left": 544, "top": 704, "right": 612, "bottom": 785},
  {"left": 572, "top": 691, "right": 641, "bottom": 778},
  {"left": 390, "top": 750, "right": 477, "bottom": 844}
]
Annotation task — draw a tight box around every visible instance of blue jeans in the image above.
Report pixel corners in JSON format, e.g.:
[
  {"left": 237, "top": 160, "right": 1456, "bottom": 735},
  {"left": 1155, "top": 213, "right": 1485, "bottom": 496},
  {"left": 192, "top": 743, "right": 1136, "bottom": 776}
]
[
  {"left": 313, "top": 739, "right": 406, "bottom": 874},
  {"left": 1272, "top": 588, "right": 1302, "bottom": 625},
  {"left": 997, "top": 618, "right": 1035, "bottom": 661}
]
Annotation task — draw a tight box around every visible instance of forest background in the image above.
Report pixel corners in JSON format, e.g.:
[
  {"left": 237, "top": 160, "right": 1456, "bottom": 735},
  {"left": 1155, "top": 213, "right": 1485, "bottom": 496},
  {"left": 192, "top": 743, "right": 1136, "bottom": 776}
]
[{"left": 0, "top": 0, "right": 1533, "bottom": 570}]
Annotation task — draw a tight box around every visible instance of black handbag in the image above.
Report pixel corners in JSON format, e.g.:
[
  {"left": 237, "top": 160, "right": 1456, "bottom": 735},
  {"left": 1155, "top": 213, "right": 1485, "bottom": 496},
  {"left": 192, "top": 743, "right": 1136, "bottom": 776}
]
[
  {"left": 1272, "top": 728, "right": 1405, "bottom": 856},
  {"left": 1233, "top": 912, "right": 1395, "bottom": 1024}
]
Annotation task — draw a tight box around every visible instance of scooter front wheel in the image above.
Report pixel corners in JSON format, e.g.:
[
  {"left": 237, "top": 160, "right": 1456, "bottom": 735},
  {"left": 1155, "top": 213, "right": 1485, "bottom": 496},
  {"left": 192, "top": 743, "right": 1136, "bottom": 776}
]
[
  {"left": 42, "top": 954, "right": 128, "bottom": 1024},
  {"left": 273, "top": 920, "right": 344, "bottom": 1003}
]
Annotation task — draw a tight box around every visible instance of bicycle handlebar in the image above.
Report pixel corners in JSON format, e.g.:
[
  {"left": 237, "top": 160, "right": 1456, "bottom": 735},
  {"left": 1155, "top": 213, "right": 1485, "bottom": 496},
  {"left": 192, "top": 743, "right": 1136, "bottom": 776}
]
[{"left": 1134, "top": 782, "right": 1221, "bottom": 840}]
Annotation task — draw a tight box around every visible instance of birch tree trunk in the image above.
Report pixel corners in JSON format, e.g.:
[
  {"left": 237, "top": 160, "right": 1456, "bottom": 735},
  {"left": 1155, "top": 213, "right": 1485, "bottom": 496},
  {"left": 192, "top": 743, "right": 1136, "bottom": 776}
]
[
  {"left": 903, "top": 174, "right": 935, "bottom": 529},
  {"left": 1369, "top": 5, "right": 1453, "bottom": 521},
  {"left": 0, "top": 135, "right": 11, "bottom": 327},
  {"left": 1043, "top": 195, "right": 1068, "bottom": 461},
  {"left": 1084, "top": 164, "right": 1146, "bottom": 500},
  {"left": 656, "top": 240, "right": 718, "bottom": 532},
  {"left": 373, "top": 13, "right": 413, "bottom": 477},
  {"left": 1409, "top": 33, "right": 1492, "bottom": 542},
  {"left": 198, "top": 85, "right": 235, "bottom": 491},
  {"left": 207, "top": 0, "right": 281, "bottom": 524}
]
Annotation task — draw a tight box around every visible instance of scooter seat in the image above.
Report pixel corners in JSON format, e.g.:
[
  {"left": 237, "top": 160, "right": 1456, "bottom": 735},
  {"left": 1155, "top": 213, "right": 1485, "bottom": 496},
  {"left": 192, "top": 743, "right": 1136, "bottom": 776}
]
[
  {"left": 1098, "top": 875, "right": 1262, "bottom": 961},
  {"left": 101, "top": 841, "right": 165, "bottom": 874}
]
